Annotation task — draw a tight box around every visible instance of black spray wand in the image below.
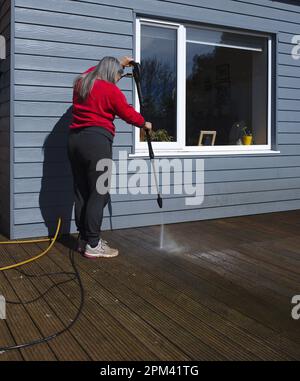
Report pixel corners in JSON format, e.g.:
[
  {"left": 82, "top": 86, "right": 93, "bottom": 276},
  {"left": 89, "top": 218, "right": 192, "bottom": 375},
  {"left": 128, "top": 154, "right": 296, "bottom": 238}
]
[{"left": 130, "top": 61, "right": 163, "bottom": 209}]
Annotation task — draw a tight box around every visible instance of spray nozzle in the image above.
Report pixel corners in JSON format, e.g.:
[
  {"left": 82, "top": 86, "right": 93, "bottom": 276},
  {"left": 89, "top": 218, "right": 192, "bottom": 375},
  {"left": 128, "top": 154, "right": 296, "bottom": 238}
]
[{"left": 157, "top": 195, "right": 163, "bottom": 209}]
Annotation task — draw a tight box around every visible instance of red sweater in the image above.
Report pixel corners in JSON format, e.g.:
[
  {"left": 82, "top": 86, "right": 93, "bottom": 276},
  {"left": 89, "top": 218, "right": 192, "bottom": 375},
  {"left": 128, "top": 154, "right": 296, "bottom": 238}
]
[{"left": 69, "top": 66, "right": 145, "bottom": 136}]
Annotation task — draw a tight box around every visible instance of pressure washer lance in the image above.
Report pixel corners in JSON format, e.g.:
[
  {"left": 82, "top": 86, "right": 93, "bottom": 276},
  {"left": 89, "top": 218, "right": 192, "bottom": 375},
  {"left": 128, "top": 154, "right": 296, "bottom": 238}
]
[{"left": 129, "top": 61, "right": 163, "bottom": 209}]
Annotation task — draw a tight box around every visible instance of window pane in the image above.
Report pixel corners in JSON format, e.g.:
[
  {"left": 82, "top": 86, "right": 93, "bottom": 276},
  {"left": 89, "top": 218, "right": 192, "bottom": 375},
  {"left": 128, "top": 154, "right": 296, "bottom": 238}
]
[
  {"left": 140, "top": 25, "right": 177, "bottom": 142},
  {"left": 186, "top": 32, "right": 268, "bottom": 147}
]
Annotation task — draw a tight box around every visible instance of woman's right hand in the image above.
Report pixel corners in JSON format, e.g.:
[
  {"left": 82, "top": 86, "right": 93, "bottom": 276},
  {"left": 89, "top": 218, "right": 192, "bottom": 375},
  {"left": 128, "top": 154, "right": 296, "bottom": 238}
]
[
  {"left": 119, "top": 56, "right": 134, "bottom": 68},
  {"left": 143, "top": 122, "right": 152, "bottom": 132}
]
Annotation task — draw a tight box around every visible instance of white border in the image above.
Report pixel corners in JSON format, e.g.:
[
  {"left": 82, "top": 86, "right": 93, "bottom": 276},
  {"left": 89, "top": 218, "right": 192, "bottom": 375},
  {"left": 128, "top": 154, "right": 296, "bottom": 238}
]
[{"left": 134, "top": 18, "right": 273, "bottom": 156}]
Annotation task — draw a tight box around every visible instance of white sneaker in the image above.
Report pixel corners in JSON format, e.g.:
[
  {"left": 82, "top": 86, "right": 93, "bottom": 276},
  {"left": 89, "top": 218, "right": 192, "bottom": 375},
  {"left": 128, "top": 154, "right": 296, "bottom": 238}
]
[{"left": 84, "top": 239, "right": 119, "bottom": 259}]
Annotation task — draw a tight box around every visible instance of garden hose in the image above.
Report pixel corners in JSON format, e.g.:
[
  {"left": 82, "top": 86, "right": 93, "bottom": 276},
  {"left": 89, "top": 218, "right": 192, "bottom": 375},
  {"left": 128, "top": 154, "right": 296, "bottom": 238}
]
[
  {"left": 0, "top": 218, "right": 85, "bottom": 354},
  {"left": 0, "top": 245, "right": 84, "bottom": 353},
  {"left": 0, "top": 218, "right": 62, "bottom": 272}
]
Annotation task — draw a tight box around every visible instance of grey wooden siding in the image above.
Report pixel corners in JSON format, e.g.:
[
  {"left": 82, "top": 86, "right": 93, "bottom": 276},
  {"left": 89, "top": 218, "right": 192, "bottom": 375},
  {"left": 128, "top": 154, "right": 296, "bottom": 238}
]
[
  {"left": 11, "top": 0, "right": 300, "bottom": 238},
  {"left": 0, "top": 0, "right": 10, "bottom": 237}
]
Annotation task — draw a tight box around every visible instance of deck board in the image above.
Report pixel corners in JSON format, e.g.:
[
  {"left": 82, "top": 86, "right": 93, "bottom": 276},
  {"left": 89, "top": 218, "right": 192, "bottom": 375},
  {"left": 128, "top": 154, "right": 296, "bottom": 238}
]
[{"left": 0, "top": 210, "right": 300, "bottom": 360}]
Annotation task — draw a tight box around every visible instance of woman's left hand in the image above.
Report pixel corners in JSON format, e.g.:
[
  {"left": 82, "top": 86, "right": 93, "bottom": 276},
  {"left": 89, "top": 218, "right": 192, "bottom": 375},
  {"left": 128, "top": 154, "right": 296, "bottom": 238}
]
[
  {"left": 143, "top": 122, "right": 152, "bottom": 132},
  {"left": 119, "top": 56, "right": 134, "bottom": 68}
]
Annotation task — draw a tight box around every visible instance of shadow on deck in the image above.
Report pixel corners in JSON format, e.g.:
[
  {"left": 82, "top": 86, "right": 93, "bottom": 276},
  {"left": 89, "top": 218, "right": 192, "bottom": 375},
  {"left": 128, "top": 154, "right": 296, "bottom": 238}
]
[{"left": 0, "top": 210, "right": 300, "bottom": 361}]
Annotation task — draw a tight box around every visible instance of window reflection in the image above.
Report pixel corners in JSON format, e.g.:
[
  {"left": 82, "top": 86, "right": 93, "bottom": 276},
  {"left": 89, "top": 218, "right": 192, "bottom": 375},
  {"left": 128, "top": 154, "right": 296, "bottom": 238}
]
[
  {"left": 186, "top": 31, "right": 268, "bottom": 147},
  {"left": 140, "top": 25, "right": 177, "bottom": 142}
]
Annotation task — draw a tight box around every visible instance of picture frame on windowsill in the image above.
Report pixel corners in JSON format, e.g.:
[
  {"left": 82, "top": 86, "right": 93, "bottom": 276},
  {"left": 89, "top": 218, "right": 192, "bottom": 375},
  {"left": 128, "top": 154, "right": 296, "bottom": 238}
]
[{"left": 198, "top": 131, "right": 217, "bottom": 146}]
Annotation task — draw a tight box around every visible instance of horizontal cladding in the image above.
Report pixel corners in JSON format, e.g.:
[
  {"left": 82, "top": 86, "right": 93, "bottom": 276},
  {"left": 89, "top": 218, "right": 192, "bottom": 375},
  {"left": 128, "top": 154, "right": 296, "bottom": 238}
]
[
  {"left": 0, "top": 0, "right": 11, "bottom": 236},
  {"left": 13, "top": 117, "right": 133, "bottom": 133},
  {"left": 15, "top": 0, "right": 300, "bottom": 33},
  {"left": 11, "top": 0, "right": 300, "bottom": 238},
  {"left": 14, "top": 177, "right": 300, "bottom": 208},
  {"left": 15, "top": 24, "right": 133, "bottom": 49},
  {"left": 14, "top": 131, "right": 133, "bottom": 147},
  {"left": 12, "top": 199, "right": 300, "bottom": 239},
  {"left": 12, "top": 163, "right": 300, "bottom": 181},
  {"left": 14, "top": 89, "right": 133, "bottom": 104},
  {"left": 13, "top": 188, "right": 300, "bottom": 224},
  {"left": 14, "top": 7, "right": 133, "bottom": 35}
]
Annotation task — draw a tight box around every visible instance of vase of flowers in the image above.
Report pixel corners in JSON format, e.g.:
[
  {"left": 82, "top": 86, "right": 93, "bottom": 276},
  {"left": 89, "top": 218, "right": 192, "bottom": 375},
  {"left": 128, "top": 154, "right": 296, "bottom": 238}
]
[{"left": 242, "top": 127, "right": 253, "bottom": 145}]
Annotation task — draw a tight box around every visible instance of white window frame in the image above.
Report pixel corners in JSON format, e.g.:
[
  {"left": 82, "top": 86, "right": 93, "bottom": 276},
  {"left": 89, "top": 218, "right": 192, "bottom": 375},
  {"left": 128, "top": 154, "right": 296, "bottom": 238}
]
[
  {"left": 135, "top": 18, "right": 185, "bottom": 151},
  {"left": 134, "top": 18, "right": 273, "bottom": 156}
]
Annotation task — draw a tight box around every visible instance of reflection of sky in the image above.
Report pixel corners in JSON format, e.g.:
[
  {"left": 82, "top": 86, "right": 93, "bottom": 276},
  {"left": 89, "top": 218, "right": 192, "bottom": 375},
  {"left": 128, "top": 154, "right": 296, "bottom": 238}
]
[
  {"left": 141, "top": 36, "right": 176, "bottom": 71},
  {"left": 141, "top": 26, "right": 176, "bottom": 71},
  {"left": 141, "top": 31, "right": 177, "bottom": 102},
  {"left": 188, "top": 28, "right": 224, "bottom": 44},
  {"left": 186, "top": 43, "right": 216, "bottom": 77}
]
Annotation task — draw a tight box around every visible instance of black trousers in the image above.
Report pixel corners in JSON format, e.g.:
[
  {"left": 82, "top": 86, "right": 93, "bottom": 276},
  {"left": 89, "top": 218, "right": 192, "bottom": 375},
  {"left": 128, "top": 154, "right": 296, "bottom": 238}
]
[{"left": 67, "top": 127, "right": 113, "bottom": 247}]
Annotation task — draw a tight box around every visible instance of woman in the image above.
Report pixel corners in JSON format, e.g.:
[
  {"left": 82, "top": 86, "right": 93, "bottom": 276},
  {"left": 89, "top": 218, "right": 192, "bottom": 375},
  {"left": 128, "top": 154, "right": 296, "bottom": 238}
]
[{"left": 68, "top": 56, "right": 152, "bottom": 259}]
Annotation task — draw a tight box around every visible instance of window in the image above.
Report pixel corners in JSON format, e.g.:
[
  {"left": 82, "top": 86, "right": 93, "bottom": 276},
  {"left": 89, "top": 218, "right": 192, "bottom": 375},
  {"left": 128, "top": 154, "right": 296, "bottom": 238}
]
[
  {"left": 135, "top": 19, "right": 273, "bottom": 155},
  {"left": 140, "top": 25, "right": 178, "bottom": 142}
]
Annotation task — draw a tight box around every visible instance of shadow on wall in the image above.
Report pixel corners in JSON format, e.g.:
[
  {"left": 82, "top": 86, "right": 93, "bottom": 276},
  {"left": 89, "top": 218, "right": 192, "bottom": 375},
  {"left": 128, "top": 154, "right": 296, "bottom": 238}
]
[{"left": 39, "top": 107, "right": 75, "bottom": 242}]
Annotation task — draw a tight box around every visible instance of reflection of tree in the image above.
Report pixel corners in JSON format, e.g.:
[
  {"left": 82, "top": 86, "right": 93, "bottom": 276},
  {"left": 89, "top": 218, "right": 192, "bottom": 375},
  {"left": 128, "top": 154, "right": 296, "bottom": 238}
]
[
  {"left": 188, "top": 52, "right": 214, "bottom": 83},
  {"left": 141, "top": 57, "right": 176, "bottom": 140}
]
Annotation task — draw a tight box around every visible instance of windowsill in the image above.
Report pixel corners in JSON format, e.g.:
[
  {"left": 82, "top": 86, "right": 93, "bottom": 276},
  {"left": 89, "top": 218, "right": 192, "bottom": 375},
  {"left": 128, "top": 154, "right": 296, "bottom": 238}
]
[{"left": 129, "top": 149, "right": 281, "bottom": 158}]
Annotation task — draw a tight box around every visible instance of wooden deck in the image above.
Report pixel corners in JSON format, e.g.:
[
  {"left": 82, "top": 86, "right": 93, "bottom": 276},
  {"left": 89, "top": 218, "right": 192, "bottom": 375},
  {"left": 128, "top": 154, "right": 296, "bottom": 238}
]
[{"left": 0, "top": 210, "right": 300, "bottom": 361}]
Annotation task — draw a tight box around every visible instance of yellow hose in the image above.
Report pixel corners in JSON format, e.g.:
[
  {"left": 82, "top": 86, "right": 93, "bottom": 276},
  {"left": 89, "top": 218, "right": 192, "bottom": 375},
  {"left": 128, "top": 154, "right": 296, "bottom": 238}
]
[{"left": 0, "top": 218, "right": 62, "bottom": 272}]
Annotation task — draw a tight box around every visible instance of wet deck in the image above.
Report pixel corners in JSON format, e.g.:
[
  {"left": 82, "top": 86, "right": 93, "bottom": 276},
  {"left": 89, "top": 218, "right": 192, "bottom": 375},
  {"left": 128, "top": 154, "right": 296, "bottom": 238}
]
[{"left": 0, "top": 210, "right": 300, "bottom": 361}]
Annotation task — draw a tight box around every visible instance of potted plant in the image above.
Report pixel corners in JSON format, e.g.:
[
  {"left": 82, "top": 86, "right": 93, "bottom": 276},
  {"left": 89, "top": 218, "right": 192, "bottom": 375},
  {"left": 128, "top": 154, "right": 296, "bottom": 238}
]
[
  {"left": 242, "top": 127, "right": 253, "bottom": 145},
  {"left": 141, "top": 129, "right": 174, "bottom": 142}
]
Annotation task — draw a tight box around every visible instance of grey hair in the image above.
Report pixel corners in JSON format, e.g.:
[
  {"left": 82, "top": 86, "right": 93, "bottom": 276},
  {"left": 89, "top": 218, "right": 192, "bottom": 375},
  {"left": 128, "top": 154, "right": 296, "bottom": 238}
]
[{"left": 74, "top": 56, "right": 124, "bottom": 102}]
